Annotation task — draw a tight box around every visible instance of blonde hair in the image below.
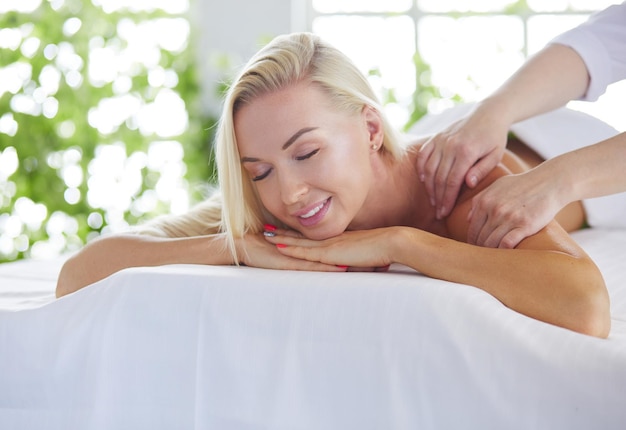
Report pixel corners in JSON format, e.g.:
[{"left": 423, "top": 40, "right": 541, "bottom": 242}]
[{"left": 141, "top": 32, "right": 403, "bottom": 262}]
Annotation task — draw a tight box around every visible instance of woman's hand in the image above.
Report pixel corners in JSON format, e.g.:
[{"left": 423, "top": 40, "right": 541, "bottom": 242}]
[
  {"left": 263, "top": 227, "right": 397, "bottom": 271},
  {"left": 236, "top": 231, "right": 345, "bottom": 272},
  {"left": 416, "top": 106, "right": 509, "bottom": 219}
]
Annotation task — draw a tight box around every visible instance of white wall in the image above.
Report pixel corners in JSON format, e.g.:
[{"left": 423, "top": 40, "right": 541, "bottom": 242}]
[{"left": 191, "top": 0, "right": 309, "bottom": 117}]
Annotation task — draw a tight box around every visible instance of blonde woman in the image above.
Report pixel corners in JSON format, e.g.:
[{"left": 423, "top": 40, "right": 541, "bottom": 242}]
[{"left": 57, "top": 33, "right": 610, "bottom": 338}]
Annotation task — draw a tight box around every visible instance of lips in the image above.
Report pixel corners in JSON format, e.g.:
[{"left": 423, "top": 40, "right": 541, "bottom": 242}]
[
  {"left": 301, "top": 201, "right": 325, "bottom": 219},
  {"left": 295, "top": 197, "right": 331, "bottom": 227}
]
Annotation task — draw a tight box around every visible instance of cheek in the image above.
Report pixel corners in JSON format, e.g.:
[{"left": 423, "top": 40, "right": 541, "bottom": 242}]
[
  {"left": 324, "top": 137, "right": 372, "bottom": 185},
  {"left": 254, "top": 181, "right": 279, "bottom": 211},
  {"left": 312, "top": 130, "right": 371, "bottom": 190},
  {"left": 253, "top": 180, "right": 295, "bottom": 227}
]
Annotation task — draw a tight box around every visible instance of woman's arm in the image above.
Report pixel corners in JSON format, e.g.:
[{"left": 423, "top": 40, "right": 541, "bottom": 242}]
[
  {"left": 424, "top": 158, "right": 609, "bottom": 337},
  {"left": 430, "top": 164, "right": 609, "bottom": 337},
  {"left": 271, "top": 222, "right": 609, "bottom": 337},
  {"left": 56, "top": 232, "right": 345, "bottom": 298},
  {"left": 56, "top": 234, "right": 235, "bottom": 298},
  {"left": 392, "top": 223, "right": 609, "bottom": 337},
  {"left": 270, "top": 223, "right": 609, "bottom": 337}
]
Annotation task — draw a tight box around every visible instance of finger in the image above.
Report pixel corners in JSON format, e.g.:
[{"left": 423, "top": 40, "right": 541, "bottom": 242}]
[
  {"left": 498, "top": 229, "right": 527, "bottom": 249},
  {"left": 467, "top": 201, "right": 488, "bottom": 245},
  {"left": 437, "top": 156, "right": 474, "bottom": 219},
  {"left": 432, "top": 152, "right": 458, "bottom": 216},
  {"left": 465, "top": 150, "right": 501, "bottom": 189},
  {"left": 276, "top": 229, "right": 304, "bottom": 238},
  {"left": 285, "top": 257, "right": 348, "bottom": 272},
  {"left": 263, "top": 229, "right": 302, "bottom": 239},
  {"left": 265, "top": 241, "right": 345, "bottom": 271},
  {"left": 473, "top": 202, "right": 504, "bottom": 247},
  {"left": 263, "top": 224, "right": 303, "bottom": 238},
  {"left": 277, "top": 246, "right": 383, "bottom": 272},
  {"left": 263, "top": 233, "right": 319, "bottom": 248},
  {"left": 419, "top": 142, "right": 441, "bottom": 207},
  {"left": 475, "top": 216, "right": 499, "bottom": 247},
  {"left": 274, "top": 242, "right": 325, "bottom": 264},
  {"left": 467, "top": 203, "right": 475, "bottom": 222},
  {"left": 416, "top": 138, "right": 434, "bottom": 183},
  {"left": 480, "top": 223, "right": 514, "bottom": 248}
]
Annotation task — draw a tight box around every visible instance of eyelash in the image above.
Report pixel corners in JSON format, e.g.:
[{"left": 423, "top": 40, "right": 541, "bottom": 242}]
[
  {"left": 295, "top": 148, "right": 319, "bottom": 161},
  {"left": 251, "top": 149, "right": 320, "bottom": 182},
  {"left": 252, "top": 170, "right": 271, "bottom": 182}
]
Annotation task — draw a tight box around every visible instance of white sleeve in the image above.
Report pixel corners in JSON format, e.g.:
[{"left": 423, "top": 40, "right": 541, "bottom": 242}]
[{"left": 550, "top": 2, "right": 626, "bottom": 101}]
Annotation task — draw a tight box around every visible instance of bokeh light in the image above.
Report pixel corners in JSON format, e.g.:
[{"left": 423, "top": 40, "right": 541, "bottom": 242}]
[{"left": 0, "top": 0, "right": 199, "bottom": 262}]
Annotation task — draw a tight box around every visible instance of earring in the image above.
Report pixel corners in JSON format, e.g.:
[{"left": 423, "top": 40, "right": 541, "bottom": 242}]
[{"left": 371, "top": 144, "right": 379, "bottom": 150}]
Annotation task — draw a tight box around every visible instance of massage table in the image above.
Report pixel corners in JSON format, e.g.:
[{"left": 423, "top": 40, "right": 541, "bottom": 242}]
[{"left": 1, "top": 228, "right": 626, "bottom": 429}]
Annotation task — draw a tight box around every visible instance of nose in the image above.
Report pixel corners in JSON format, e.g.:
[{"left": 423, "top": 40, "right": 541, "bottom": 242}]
[{"left": 278, "top": 171, "right": 308, "bottom": 205}]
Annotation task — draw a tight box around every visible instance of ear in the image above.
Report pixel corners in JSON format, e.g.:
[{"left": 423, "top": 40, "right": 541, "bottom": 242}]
[{"left": 362, "top": 105, "right": 384, "bottom": 152}]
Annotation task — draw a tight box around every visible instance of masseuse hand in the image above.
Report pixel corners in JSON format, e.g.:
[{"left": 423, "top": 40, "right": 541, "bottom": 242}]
[
  {"left": 264, "top": 227, "right": 395, "bottom": 271},
  {"left": 468, "top": 164, "right": 565, "bottom": 249},
  {"left": 416, "top": 107, "right": 509, "bottom": 219}
]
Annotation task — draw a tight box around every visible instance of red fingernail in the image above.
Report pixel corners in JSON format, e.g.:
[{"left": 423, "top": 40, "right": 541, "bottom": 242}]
[
  {"left": 336, "top": 265, "right": 348, "bottom": 270},
  {"left": 264, "top": 224, "right": 277, "bottom": 231},
  {"left": 276, "top": 243, "right": 287, "bottom": 248}
]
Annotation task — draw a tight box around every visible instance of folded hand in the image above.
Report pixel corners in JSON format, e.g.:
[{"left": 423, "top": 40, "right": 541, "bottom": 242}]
[{"left": 264, "top": 227, "right": 396, "bottom": 271}]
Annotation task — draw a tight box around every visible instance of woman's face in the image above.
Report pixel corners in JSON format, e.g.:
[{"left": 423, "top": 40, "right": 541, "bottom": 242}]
[{"left": 234, "top": 81, "right": 383, "bottom": 240}]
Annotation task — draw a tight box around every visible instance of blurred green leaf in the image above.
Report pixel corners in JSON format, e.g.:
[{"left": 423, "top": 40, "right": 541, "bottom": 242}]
[{"left": 0, "top": 2, "right": 217, "bottom": 263}]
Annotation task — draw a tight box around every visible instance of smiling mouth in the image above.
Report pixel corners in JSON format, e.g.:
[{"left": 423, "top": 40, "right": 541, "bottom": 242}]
[
  {"left": 296, "top": 197, "right": 331, "bottom": 227},
  {"left": 300, "top": 201, "right": 326, "bottom": 219}
]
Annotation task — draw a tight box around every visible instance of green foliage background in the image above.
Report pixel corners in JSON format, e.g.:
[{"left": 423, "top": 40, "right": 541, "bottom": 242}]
[{"left": 0, "top": 1, "right": 217, "bottom": 263}]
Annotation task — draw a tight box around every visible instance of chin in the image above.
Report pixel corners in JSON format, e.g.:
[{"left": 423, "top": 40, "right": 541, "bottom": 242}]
[
  {"left": 300, "top": 224, "right": 347, "bottom": 241},
  {"left": 281, "top": 212, "right": 350, "bottom": 240}
]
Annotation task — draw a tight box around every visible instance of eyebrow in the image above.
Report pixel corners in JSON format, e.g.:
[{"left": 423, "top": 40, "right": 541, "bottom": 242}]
[
  {"left": 282, "top": 126, "right": 318, "bottom": 150},
  {"left": 240, "top": 126, "right": 318, "bottom": 163}
]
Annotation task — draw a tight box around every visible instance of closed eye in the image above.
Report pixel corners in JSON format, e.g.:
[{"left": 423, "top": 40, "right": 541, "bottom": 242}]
[
  {"left": 251, "top": 168, "right": 272, "bottom": 182},
  {"left": 295, "top": 149, "right": 319, "bottom": 161}
]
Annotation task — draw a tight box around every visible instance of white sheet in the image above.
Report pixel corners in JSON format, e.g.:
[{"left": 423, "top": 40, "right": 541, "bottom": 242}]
[
  {"left": 0, "top": 257, "right": 60, "bottom": 311},
  {"left": 1, "top": 228, "right": 626, "bottom": 430}
]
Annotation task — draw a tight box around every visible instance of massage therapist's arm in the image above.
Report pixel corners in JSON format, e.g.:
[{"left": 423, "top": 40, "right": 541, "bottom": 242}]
[
  {"left": 467, "top": 131, "right": 626, "bottom": 248},
  {"left": 417, "top": 43, "right": 591, "bottom": 219}
]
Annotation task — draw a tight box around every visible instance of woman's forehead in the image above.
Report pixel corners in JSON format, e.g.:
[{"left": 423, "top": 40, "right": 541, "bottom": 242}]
[{"left": 235, "top": 84, "right": 337, "bottom": 142}]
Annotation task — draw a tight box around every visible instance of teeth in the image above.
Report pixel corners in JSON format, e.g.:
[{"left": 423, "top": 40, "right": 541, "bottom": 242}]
[{"left": 300, "top": 202, "right": 324, "bottom": 219}]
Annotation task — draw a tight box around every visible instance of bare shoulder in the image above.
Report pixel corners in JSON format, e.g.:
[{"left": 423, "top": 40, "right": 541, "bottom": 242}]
[
  {"left": 443, "top": 161, "right": 511, "bottom": 242},
  {"left": 443, "top": 151, "right": 586, "bottom": 254}
]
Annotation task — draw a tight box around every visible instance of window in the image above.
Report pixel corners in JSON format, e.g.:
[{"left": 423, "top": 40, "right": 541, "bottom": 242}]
[{"left": 309, "top": 0, "right": 625, "bottom": 131}]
